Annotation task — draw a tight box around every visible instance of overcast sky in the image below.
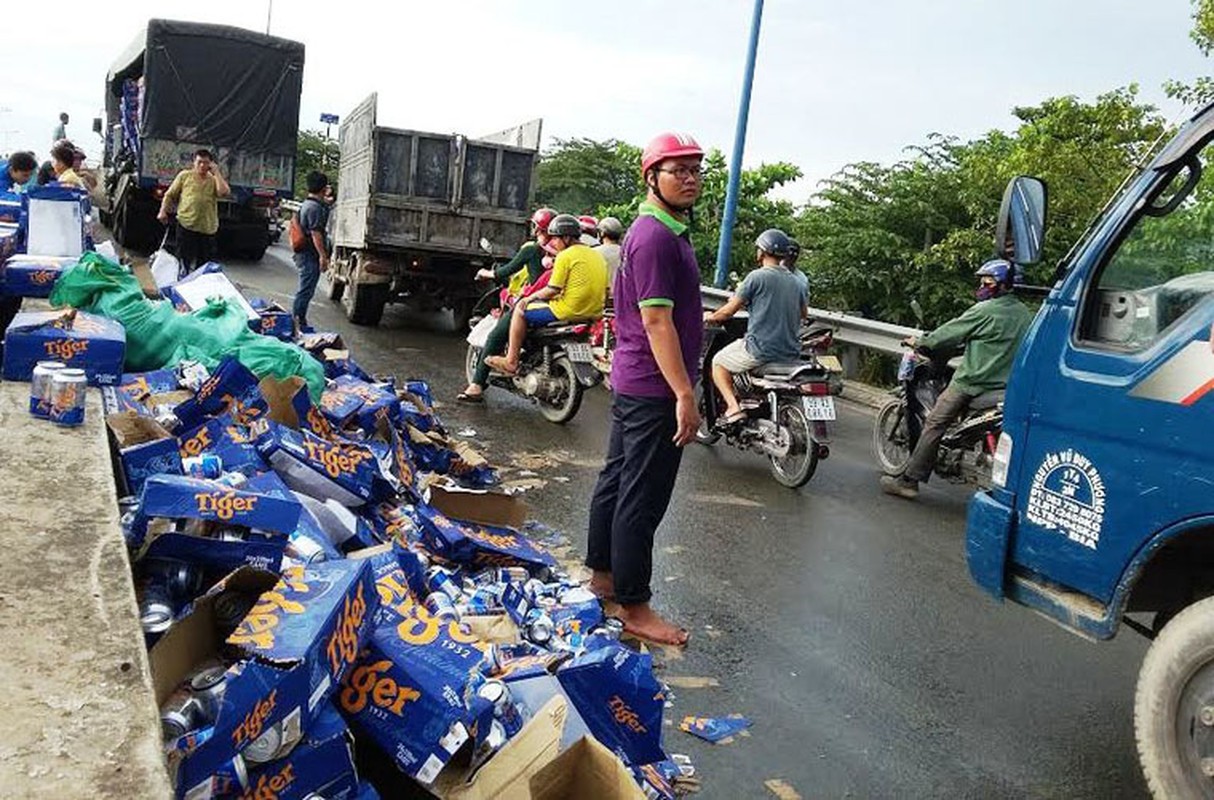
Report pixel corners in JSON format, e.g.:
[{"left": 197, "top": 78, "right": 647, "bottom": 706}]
[{"left": 1, "top": 0, "right": 1208, "bottom": 202}]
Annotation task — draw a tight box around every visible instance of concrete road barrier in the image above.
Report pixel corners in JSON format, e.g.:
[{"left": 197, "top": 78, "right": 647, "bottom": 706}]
[{"left": 0, "top": 381, "right": 170, "bottom": 798}]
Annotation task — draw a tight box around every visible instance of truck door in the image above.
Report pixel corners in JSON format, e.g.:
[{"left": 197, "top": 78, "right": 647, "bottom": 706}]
[{"left": 1008, "top": 140, "right": 1214, "bottom": 605}]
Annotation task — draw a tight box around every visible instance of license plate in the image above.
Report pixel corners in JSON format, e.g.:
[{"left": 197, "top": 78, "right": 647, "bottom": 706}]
[
  {"left": 565, "top": 342, "right": 594, "bottom": 363},
  {"left": 803, "top": 396, "right": 836, "bottom": 420}
]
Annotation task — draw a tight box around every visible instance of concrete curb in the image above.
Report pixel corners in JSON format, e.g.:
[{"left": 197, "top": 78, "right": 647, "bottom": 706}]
[{"left": 841, "top": 379, "right": 893, "bottom": 410}]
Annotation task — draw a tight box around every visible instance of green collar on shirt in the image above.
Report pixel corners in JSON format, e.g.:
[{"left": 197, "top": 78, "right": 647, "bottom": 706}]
[{"left": 637, "top": 201, "right": 689, "bottom": 236}]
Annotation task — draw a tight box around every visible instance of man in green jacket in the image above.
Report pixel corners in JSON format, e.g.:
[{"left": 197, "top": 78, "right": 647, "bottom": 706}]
[{"left": 882, "top": 259, "right": 1033, "bottom": 499}]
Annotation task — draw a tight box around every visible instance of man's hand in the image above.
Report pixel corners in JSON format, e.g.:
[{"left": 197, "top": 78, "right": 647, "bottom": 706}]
[
  {"left": 157, "top": 209, "right": 169, "bottom": 224},
  {"left": 320, "top": 256, "right": 330, "bottom": 273},
  {"left": 475, "top": 268, "right": 495, "bottom": 281},
  {"left": 673, "top": 391, "right": 701, "bottom": 447},
  {"left": 902, "top": 336, "right": 918, "bottom": 348},
  {"left": 702, "top": 311, "right": 716, "bottom": 324}
]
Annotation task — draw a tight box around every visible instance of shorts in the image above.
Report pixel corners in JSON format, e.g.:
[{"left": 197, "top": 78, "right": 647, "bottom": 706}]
[
  {"left": 712, "top": 338, "right": 762, "bottom": 373},
  {"left": 524, "top": 302, "right": 559, "bottom": 326}
]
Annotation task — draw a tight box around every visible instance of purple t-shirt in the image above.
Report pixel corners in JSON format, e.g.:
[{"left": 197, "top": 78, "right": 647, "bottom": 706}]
[{"left": 611, "top": 209, "right": 703, "bottom": 398}]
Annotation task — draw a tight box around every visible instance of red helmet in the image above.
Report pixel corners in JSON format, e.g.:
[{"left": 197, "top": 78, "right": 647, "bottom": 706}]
[
  {"left": 530, "top": 207, "right": 557, "bottom": 232},
  {"left": 641, "top": 132, "right": 704, "bottom": 175},
  {"left": 577, "top": 215, "right": 598, "bottom": 234}
]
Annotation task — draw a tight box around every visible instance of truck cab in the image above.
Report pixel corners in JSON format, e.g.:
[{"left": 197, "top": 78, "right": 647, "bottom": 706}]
[{"left": 967, "top": 102, "right": 1214, "bottom": 797}]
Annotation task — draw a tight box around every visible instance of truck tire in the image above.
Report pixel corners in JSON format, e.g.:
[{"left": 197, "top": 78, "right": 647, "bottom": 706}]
[
  {"left": 326, "top": 274, "right": 346, "bottom": 303},
  {"left": 1135, "top": 594, "right": 1214, "bottom": 799},
  {"left": 345, "top": 282, "right": 389, "bottom": 326}
]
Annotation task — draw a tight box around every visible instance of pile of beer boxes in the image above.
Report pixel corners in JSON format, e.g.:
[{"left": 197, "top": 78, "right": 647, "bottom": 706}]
[
  {"left": 0, "top": 185, "right": 92, "bottom": 298},
  {"left": 97, "top": 270, "right": 679, "bottom": 799}
]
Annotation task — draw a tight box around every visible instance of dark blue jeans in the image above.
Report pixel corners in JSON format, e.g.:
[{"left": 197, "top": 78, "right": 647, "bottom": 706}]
[
  {"left": 292, "top": 249, "right": 321, "bottom": 325},
  {"left": 585, "top": 393, "right": 684, "bottom": 605}
]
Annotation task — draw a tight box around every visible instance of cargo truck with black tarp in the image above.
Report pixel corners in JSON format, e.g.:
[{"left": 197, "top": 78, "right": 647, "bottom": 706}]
[
  {"left": 328, "top": 93, "right": 541, "bottom": 327},
  {"left": 98, "top": 19, "right": 304, "bottom": 260}
]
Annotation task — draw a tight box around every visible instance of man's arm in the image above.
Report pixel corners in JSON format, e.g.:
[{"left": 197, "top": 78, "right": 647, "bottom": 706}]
[
  {"left": 703, "top": 294, "right": 745, "bottom": 324},
  {"left": 311, "top": 230, "right": 329, "bottom": 269},
  {"left": 213, "top": 168, "right": 231, "bottom": 198},
  {"left": 490, "top": 242, "right": 536, "bottom": 281},
  {"left": 919, "top": 305, "right": 984, "bottom": 352},
  {"left": 526, "top": 285, "right": 560, "bottom": 303},
  {"left": 641, "top": 305, "right": 699, "bottom": 446},
  {"left": 157, "top": 173, "right": 184, "bottom": 222}
]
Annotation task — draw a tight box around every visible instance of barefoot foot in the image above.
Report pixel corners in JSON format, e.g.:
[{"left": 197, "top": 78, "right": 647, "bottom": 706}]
[
  {"left": 587, "top": 570, "right": 615, "bottom": 602},
  {"left": 618, "top": 602, "right": 689, "bottom": 647}
]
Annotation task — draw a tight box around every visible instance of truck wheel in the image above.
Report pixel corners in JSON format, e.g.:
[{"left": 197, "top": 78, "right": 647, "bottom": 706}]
[
  {"left": 1135, "top": 595, "right": 1214, "bottom": 799},
  {"left": 326, "top": 274, "right": 346, "bottom": 303},
  {"left": 452, "top": 299, "right": 477, "bottom": 333},
  {"left": 345, "top": 282, "right": 389, "bottom": 326}
]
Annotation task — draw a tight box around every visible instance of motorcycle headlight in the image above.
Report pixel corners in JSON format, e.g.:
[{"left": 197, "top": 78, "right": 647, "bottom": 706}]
[{"left": 991, "top": 432, "right": 1013, "bottom": 488}]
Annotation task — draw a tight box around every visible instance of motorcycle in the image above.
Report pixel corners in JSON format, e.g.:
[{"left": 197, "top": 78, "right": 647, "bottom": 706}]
[
  {"left": 871, "top": 344, "right": 1004, "bottom": 488},
  {"left": 696, "top": 320, "right": 835, "bottom": 488},
  {"left": 463, "top": 278, "right": 603, "bottom": 425}
]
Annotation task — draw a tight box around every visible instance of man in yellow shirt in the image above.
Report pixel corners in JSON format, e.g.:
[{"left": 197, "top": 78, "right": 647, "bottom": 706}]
[
  {"left": 486, "top": 213, "right": 607, "bottom": 375},
  {"left": 157, "top": 148, "right": 230, "bottom": 272}
]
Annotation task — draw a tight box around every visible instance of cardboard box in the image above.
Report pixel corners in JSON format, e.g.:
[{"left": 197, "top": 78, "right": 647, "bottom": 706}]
[
  {"left": 0, "top": 194, "right": 20, "bottom": 224},
  {"left": 414, "top": 502, "right": 555, "bottom": 571},
  {"left": 106, "top": 412, "right": 183, "bottom": 495},
  {"left": 529, "top": 736, "right": 647, "bottom": 800},
  {"left": 423, "top": 475, "right": 528, "bottom": 530},
  {"left": 1, "top": 254, "right": 76, "bottom": 298},
  {"left": 555, "top": 644, "right": 666, "bottom": 767},
  {"left": 172, "top": 357, "right": 266, "bottom": 431},
  {"left": 176, "top": 412, "right": 268, "bottom": 476},
  {"left": 167, "top": 267, "right": 259, "bottom": 320},
  {"left": 255, "top": 421, "right": 392, "bottom": 507},
  {"left": 249, "top": 300, "right": 296, "bottom": 341},
  {"left": 2, "top": 309, "right": 126, "bottom": 385},
  {"left": 151, "top": 560, "right": 378, "bottom": 799},
  {"left": 0, "top": 222, "right": 19, "bottom": 261},
  {"left": 431, "top": 696, "right": 568, "bottom": 800},
  {"left": 241, "top": 703, "right": 360, "bottom": 800},
  {"left": 25, "top": 185, "right": 88, "bottom": 258}
]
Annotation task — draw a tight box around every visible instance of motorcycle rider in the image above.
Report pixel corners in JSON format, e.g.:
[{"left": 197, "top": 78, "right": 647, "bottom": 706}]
[
  {"left": 881, "top": 258, "right": 1033, "bottom": 500},
  {"left": 578, "top": 214, "right": 600, "bottom": 247},
  {"left": 784, "top": 238, "right": 810, "bottom": 303},
  {"left": 458, "top": 208, "right": 556, "bottom": 403},
  {"left": 595, "top": 216, "right": 625, "bottom": 289},
  {"left": 485, "top": 213, "right": 608, "bottom": 375},
  {"left": 702, "top": 228, "right": 809, "bottom": 426}
]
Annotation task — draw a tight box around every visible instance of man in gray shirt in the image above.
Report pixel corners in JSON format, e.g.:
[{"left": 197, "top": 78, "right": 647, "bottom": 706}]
[
  {"left": 703, "top": 228, "right": 807, "bottom": 425},
  {"left": 292, "top": 171, "right": 332, "bottom": 330}
]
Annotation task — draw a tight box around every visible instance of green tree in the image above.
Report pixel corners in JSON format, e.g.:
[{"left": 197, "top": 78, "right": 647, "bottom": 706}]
[
  {"left": 295, "top": 129, "right": 339, "bottom": 199},
  {"left": 1164, "top": 0, "right": 1214, "bottom": 107},
  {"left": 534, "top": 138, "right": 643, "bottom": 214}
]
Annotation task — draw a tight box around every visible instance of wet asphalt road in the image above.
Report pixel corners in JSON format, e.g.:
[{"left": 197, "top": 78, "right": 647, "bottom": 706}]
[{"left": 225, "top": 245, "right": 1150, "bottom": 799}]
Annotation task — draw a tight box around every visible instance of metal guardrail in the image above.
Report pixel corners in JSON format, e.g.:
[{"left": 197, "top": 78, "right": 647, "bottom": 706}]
[{"left": 701, "top": 285, "right": 921, "bottom": 355}]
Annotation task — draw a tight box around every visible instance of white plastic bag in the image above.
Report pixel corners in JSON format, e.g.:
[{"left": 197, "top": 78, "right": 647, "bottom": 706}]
[{"left": 150, "top": 247, "right": 182, "bottom": 289}]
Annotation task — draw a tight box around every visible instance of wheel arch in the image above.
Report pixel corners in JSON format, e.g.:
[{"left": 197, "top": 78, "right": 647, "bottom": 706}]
[{"left": 1115, "top": 516, "right": 1214, "bottom": 625}]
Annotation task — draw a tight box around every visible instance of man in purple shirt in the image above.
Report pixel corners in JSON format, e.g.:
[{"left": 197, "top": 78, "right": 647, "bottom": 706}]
[{"left": 585, "top": 132, "right": 705, "bottom": 647}]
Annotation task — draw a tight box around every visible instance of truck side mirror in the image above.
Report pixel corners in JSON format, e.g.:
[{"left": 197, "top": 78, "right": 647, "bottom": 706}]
[
  {"left": 996, "top": 176, "right": 1047, "bottom": 266},
  {"left": 92, "top": 117, "right": 103, "bottom": 136},
  {"left": 479, "top": 237, "right": 493, "bottom": 253}
]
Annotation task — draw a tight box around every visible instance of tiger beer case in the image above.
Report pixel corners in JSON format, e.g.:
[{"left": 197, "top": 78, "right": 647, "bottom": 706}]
[
  {"left": 1, "top": 254, "right": 77, "bottom": 298},
  {"left": 2, "top": 310, "right": 126, "bottom": 385},
  {"left": 152, "top": 560, "right": 378, "bottom": 799},
  {"left": 240, "top": 703, "right": 361, "bottom": 800}
]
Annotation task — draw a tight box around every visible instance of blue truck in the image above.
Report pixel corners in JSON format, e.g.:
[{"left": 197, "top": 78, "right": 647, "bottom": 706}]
[
  {"left": 967, "top": 103, "right": 1214, "bottom": 798},
  {"left": 98, "top": 19, "right": 304, "bottom": 260}
]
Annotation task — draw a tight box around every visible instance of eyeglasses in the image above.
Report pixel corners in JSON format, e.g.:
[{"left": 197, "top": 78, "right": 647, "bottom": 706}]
[{"left": 656, "top": 166, "right": 705, "bottom": 182}]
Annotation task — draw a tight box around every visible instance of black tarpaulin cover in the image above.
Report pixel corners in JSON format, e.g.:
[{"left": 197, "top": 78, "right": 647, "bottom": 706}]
[{"left": 107, "top": 19, "right": 304, "bottom": 156}]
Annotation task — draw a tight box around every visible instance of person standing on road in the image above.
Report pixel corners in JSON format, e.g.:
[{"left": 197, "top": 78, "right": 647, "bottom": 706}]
[
  {"left": 52, "top": 112, "right": 68, "bottom": 144},
  {"left": 291, "top": 171, "right": 332, "bottom": 331},
  {"left": 0, "top": 151, "right": 37, "bottom": 193},
  {"left": 457, "top": 207, "right": 556, "bottom": 403},
  {"left": 595, "top": 217, "right": 624, "bottom": 291},
  {"left": 703, "top": 228, "right": 809, "bottom": 426},
  {"left": 881, "top": 258, "right": 1032, "bottom": 500},
  {"left": 584, "top": 132, "right": 705, "bottom": 647},
  {"left": 157, "top": 149, "right": 230, "bottom": 273}
]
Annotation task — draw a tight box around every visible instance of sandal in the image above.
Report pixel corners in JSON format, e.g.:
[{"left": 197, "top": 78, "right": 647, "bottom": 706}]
[
  {"left": 456, "top": 391, "right": 484, "bottom": 404},
  {"left": 716, "top": 410, "right": 747, "bottom": 428}
]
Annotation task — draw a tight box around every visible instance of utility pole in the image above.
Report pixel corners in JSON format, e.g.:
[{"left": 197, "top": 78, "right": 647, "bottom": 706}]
[{"left": 713, "top": 0, "right": 764, "bottom": 288}]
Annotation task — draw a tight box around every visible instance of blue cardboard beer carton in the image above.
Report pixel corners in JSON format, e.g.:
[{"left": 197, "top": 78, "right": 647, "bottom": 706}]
[
  {"left": 0, "top": 194, "right": 20, "bottom": 224},
  {"left": 415, "top": 503, "right": 555, "bottom": 570},
  {"left": 105, "top": 412, "right": 183, "bottom": 496},
  {"left": 555, "top": 643, "right": 667, "bottom": 767},
  {"left": 1, "top": 254, "right": 76, "bottom": 298},
  {"left": 240, "top": 703, "right": 360, "bottom": 800},
  {"left": 172, "top": 356, "right": 267, "bottom": 432},
  {"left": 337, "top": 568, "right": 488, "bottom": 785},
  {"left": 132, "top": 474, "right": 299, "bottom": 571},
  {"left": 176, "top": 413, "right": 267, "bottom": 476},
  {"left": 255, "top": 421, "right": 394, "bottom": 507},
  {"left": 119, "top": 369, "right": 181, "bottom": 400},
  {"left": 2, "top": 310, "right": 126, "bottom": 385},
  {"left": 0, "top": 221, "right": 19, "bottom": 261},
  {"left": 152, "top": 560, "right": 378, "bottom": 799},
  {"left": 249, "top": 298, "right": 296, "bottom": 341}
]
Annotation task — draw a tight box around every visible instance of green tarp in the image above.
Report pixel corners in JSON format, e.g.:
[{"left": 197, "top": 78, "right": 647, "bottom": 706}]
[{"left": 49, "top": 253, "right": 325, "bottom": 399}]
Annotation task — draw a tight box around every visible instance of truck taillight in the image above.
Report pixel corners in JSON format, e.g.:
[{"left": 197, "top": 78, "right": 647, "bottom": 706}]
[{"left": 991, "top": 432, "right": 1013, "bottom": 488}]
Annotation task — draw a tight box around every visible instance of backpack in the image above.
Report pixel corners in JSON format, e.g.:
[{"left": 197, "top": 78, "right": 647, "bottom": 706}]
[{"left": 288, "top": 211, "right": 308, "bottom": 252}]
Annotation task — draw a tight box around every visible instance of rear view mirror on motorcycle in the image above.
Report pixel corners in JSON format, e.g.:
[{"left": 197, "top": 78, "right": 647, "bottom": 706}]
[{"left": 996, "top": 176, "right": 1048, "bottom": 267}]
